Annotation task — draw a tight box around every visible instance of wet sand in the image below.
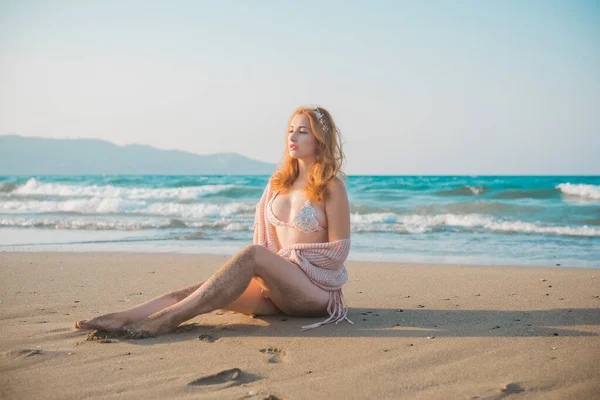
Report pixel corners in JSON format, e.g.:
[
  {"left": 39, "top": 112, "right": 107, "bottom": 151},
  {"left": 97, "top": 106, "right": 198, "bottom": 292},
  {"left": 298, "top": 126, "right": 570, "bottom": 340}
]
[{"left": 0, "top": 252, "right": 598, "bottom": 399}]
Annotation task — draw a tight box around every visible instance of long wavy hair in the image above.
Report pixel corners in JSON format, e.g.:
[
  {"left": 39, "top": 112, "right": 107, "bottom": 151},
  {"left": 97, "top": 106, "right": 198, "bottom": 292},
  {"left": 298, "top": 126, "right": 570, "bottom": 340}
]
[{"left": 270, "top": 106, "right": 346, "bottom": 203}]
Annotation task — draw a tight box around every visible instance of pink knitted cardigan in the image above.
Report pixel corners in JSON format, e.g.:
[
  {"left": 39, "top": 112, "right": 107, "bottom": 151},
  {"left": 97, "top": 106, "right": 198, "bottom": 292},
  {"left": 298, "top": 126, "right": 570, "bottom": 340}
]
[{"left": 253, "top": 180, "right": 354, "bottom": 331}]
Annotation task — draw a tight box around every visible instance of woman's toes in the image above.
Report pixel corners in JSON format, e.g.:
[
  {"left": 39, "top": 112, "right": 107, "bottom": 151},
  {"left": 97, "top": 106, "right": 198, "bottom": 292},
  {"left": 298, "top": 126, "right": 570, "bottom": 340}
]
[
  {"left": 74, "top": 315, "right": 129, "bottom": 332},
  {"left": 75, "top": 320, "right": 90, "bottom": 329}
]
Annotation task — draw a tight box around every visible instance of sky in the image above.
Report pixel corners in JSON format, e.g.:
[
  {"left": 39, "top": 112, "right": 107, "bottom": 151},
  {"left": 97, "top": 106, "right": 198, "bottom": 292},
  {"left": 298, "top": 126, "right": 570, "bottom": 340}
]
[{"left": 1, "top": 0, "right": 598, "bottom": 175}]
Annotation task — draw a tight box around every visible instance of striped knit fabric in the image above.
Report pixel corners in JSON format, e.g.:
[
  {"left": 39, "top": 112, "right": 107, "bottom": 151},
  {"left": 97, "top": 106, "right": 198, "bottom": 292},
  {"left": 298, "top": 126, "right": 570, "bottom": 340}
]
[{"left": 253, "top": 180, "right": 353, "bottom": 331}]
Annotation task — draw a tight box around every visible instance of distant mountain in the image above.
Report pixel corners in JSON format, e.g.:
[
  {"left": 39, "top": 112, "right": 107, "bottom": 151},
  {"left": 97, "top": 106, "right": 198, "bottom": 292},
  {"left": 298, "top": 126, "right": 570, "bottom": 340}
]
[{"left": 0, "top": 135, "right": 277, "bottom": 175}]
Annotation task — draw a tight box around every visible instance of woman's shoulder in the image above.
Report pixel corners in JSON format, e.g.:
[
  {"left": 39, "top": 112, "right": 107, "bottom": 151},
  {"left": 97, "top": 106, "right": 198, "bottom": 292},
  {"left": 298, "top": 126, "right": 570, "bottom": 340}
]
[
  {"left": 324, "top": 177, "right": 348, "bottom": 203},
  {"left": 326, "top": 176, "right": 347, "bottom": 191}
]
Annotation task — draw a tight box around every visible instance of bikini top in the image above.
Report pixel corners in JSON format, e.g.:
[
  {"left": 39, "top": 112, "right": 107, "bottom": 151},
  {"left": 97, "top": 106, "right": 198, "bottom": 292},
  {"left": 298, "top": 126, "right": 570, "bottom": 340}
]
[{"left": 267, "top": 191, "right": 326, "bottom": 233}]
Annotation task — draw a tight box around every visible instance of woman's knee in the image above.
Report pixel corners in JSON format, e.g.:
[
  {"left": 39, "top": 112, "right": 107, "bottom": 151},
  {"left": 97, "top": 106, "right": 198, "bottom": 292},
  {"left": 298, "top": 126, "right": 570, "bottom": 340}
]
[
  {"left": 243, "top": 244, "right": 272, "bottom": 268},
  {"left": 239, "top": 244, "right": 263, "bottom": 262},
  {"left": 229, "top": 245, "right": 260, "bottom": 273}
]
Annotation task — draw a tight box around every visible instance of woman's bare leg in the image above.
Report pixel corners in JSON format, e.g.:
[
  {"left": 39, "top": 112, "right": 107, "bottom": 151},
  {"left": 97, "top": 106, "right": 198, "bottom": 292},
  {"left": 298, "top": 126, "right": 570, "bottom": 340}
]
[
  {"left": 75, "top": 278, "right": 282, "bottom": 332},
  {"left": 75, "top": 282, "right": 204, "bottom": 331},
  {"left": 222, "top": 277, "right": 282, "bottom": 316},
  {"left": 126, "top": 246, "right": 258, "bottom": 338},
  {"left": 126, "top": 245, "right": 329, "bottom": 338}
]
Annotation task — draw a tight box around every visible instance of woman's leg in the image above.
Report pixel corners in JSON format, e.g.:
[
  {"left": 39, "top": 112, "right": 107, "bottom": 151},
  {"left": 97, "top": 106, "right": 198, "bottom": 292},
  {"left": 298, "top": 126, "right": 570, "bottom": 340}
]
[
  {"left": 74, "top": 269, "right": 289, "bottom": 332},
  {"left": 126, "top": 245, "right": 330, "bottom": 338},
  {"left": 75, "top": 277, "right": 283, "bottom": 331},
  {"left": 223, "top": 277, "right": 282, "bottom": 316},
  {"left": 75, "top": 282, "right": 204, "bottom": 331}
]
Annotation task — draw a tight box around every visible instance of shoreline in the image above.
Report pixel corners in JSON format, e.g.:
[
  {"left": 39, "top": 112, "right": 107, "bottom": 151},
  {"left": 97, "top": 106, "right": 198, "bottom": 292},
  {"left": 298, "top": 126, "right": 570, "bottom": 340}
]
[
  {"left": 1, "top": 249, "right": 597, "bottom": 270},
  {"left": 1, "top": 252, "right": 598, "bottom": 399}
]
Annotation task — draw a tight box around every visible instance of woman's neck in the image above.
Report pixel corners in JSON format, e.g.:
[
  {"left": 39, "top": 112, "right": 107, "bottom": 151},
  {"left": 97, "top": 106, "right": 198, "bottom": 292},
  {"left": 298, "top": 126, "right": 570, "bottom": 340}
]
[{"left": 294, "top": 158, "right": 315, "bottom": 189}]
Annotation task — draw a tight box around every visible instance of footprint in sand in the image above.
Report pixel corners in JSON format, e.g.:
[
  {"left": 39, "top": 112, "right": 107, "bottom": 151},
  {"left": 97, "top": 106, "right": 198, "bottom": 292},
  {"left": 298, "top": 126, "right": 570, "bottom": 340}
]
[
  {"left": 188, "top": 368, "right": 241, "bottom": 386},
  {"left": 2, "top": 349, "right": 69, "bottom": 364},
  {"left": 499, "top": 382, "right": 525, "bottom": 396},
  {"left": 260, "top": 347, "right": 286, "bottom": 363},
  {"left": 18, "top": 349, "right": 45, "bottom": 357},
  {"left": 187, "top": 368, "right": 261, "bottom": 387},
  {"left": 13, "top": 349, "right": 48, "bottom": 357},
  {"left": 475, "top": 382, "right": 525, "bottom": 400}
]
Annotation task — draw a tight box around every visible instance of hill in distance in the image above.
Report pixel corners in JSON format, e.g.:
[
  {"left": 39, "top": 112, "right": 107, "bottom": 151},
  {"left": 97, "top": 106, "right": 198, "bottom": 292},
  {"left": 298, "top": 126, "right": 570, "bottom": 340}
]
[{"left": 0, "top": 135, "right": 276, "bottom": 175}]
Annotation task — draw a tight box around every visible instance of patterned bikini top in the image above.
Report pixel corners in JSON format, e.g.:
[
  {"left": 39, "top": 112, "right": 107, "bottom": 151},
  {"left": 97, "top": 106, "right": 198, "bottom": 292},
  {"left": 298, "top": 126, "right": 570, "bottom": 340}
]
[{"left": 267, "top": 191, "right": 326, "bottom": 233}]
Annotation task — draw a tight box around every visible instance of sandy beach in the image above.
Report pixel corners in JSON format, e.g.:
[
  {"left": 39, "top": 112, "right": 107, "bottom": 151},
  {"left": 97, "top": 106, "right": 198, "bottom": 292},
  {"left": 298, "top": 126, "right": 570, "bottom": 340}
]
[{"left": 0, "top": 252, "right": 598, "bottom": 399}]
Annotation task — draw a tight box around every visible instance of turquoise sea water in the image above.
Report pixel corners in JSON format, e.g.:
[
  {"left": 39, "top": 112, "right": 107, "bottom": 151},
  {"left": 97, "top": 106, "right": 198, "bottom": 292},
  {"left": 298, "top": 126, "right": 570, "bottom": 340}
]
[{"left": 0, "top": 175, "right": 598, "bottom": 268}]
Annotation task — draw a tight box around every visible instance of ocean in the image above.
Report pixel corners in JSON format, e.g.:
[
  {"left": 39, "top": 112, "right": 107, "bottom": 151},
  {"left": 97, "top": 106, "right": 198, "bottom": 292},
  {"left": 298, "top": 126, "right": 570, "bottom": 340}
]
[{"left": 0, "top": 175, "right": 598, "bottom": 268}]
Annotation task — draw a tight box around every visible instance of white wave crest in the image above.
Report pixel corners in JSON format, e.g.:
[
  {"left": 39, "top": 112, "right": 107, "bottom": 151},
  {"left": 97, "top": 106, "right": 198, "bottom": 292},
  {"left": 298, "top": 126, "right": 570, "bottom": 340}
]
[
  {"left": 0, "top": 217, "right": 254, "bottom": 231},
  {"left": 556, "top": 183, "right": 600, "bottom": 200},
  {"left": 0, "top": 198, "right": 256, "bottom": 218},
  {"left": 350, "top": 212, "right": 600, "bottom": 237},
  {"left": 466, "top": 185, "right": 485, "bottom": 195},
  {"left": 350, "top": 212, "right": 398, "bottom": 224},
  {"left": 223, "top": 222, "right": 252, "bottom": 231},
  {"left": 0, "top": 217, "right": 176, "bottom": 230},
  {"left": 8, "top": 178, "right": 233, "bottom": 200}
]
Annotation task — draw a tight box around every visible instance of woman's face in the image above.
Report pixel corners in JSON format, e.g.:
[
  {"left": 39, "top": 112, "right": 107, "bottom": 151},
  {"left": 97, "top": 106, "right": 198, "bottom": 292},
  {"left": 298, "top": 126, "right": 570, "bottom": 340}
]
[{"left": 288, "top": 114, "right": 316, "bottom": 160}]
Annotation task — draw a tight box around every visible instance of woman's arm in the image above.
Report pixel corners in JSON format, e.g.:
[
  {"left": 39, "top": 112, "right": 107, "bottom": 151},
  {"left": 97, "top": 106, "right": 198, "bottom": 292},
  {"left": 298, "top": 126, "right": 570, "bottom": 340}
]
[{"left": 324, "top": 178, "right": 351, "bottom": 242}]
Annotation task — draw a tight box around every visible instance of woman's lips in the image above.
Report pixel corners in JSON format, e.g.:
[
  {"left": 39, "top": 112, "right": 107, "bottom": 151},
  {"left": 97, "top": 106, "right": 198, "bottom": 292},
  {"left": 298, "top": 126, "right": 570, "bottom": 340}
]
[{"left": 289, "top": 145, "right": 297, "bottom": 150}]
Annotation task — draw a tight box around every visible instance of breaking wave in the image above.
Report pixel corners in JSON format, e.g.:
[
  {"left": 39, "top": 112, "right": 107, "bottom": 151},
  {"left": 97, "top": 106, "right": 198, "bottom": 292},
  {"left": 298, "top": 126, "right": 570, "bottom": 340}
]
[
  {"left": 350, "top": 212, "right": 599, "bottom": 237},
  {"left": 556, "top": 183, "right": 600, "bottom": 200},
  {"left": 2, "top": 178, "right": 234, "bottom": 200}
]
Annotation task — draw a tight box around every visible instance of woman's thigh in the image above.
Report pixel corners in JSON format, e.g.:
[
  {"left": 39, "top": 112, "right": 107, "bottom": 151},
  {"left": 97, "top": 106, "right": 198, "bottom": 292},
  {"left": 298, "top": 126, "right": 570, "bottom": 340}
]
[
  {"left": 224, "top": 277, "right": 282, "bottom": 316},
  {"left": 252, "top": 245, "right": 330, "bottom": 317}
]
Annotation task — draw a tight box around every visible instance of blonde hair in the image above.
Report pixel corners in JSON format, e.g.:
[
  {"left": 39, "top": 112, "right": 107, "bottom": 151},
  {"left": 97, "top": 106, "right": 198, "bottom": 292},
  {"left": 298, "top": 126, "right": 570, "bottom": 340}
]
[{"left": 271, "top": 106, "right": 346, "bottom": 203}]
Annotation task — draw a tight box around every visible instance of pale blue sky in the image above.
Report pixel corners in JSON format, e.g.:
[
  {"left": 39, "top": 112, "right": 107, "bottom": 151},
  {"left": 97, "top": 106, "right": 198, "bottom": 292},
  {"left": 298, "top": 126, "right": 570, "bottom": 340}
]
[{"left": 1, "top": 1, "right": 598, "bottom": 174}]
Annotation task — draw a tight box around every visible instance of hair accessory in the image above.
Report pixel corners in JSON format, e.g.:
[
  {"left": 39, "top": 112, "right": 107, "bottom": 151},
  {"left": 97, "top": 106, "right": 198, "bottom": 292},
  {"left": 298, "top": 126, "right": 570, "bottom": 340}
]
[{"left": 313, "top": 107, "right": 330, "bottom": 133}]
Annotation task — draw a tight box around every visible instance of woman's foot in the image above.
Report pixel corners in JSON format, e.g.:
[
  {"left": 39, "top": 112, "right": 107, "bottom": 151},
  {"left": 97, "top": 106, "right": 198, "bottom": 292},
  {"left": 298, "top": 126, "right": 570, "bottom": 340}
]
[
  {"left": 74, "top": 312, "right": 129, "bottom": 332},
  {"left": 124, "top": 315, "right": 176, "bottom": 339}
]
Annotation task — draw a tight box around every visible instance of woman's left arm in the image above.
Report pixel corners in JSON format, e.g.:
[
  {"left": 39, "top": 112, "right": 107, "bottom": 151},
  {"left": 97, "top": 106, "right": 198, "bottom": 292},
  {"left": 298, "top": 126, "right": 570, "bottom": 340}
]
[{"left": 324, "top": 178, "right": 351, "bottom": 242}]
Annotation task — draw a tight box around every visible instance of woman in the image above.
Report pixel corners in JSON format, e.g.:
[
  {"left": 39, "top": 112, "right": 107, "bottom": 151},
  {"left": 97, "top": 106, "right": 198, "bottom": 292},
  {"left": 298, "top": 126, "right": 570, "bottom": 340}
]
[{"left": 75, "top": 106, "right": 352, "bottom": 338}]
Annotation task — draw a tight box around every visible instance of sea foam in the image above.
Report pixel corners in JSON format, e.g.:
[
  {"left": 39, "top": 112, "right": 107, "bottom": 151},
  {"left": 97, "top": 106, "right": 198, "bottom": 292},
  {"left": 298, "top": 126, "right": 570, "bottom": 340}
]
[
  {"left": 7, "top": 178, "right": 233, "bottom": 200},
  {"left": 0, "top": 198, "right": 255, "bottom": 218},
  {"left": 0, "top": 217, "right": 254, "bottom": 231},
  {"left": 351, "top": 212, "right": 600, "bottom": 237},
  {"left": 556, "top": 183, "right": 600, "bottom": 200}
]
